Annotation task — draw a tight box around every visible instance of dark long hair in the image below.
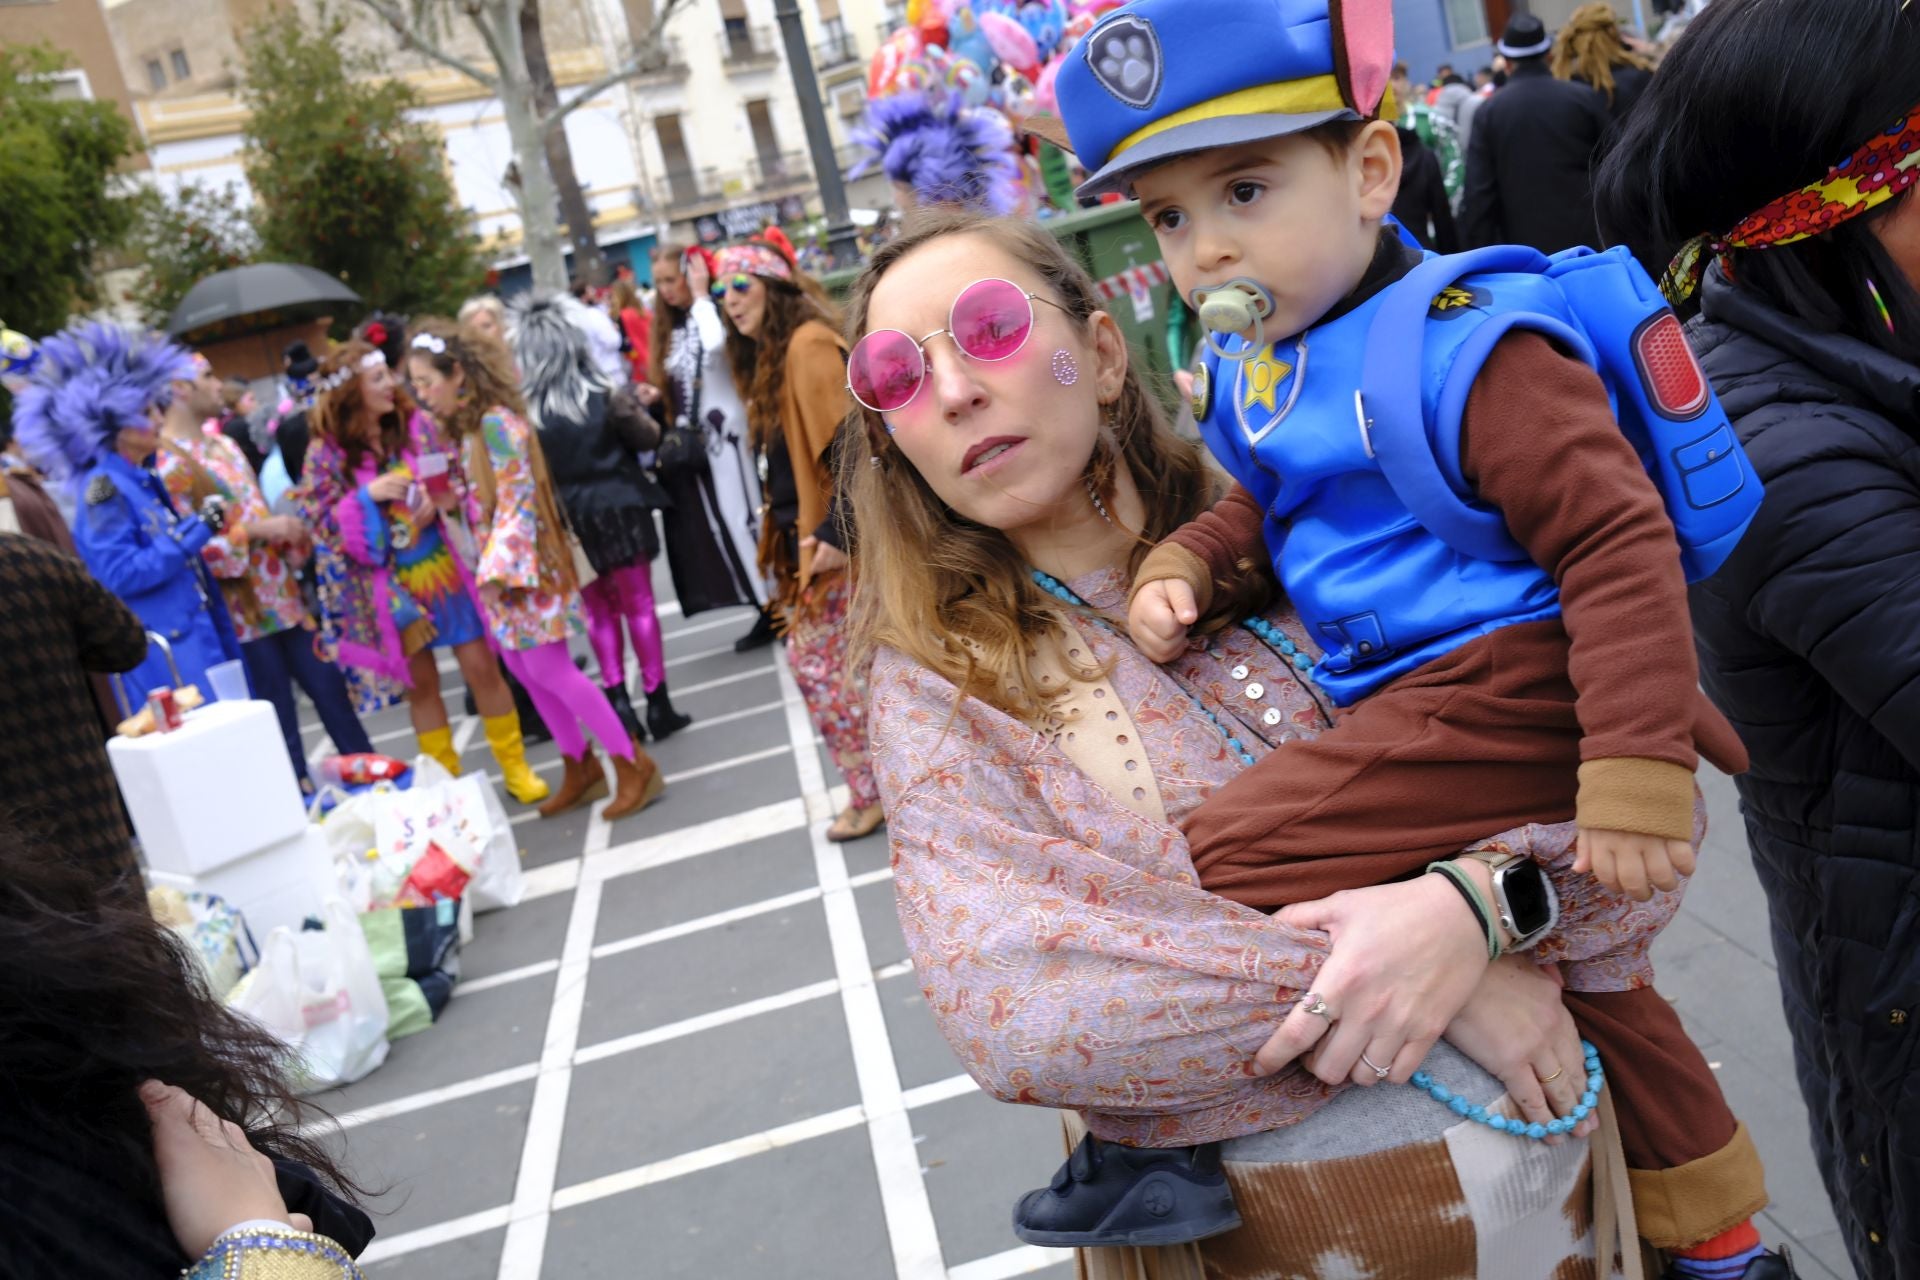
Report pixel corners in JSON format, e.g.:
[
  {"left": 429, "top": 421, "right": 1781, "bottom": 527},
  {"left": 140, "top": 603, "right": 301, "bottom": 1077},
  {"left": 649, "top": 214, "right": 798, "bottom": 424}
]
[
  {"left": 0, "top": 822, "right": 362, "bottom": 1211},
  {"left": 1595, "top": 0, "right": 1920, "bottom": 369}
]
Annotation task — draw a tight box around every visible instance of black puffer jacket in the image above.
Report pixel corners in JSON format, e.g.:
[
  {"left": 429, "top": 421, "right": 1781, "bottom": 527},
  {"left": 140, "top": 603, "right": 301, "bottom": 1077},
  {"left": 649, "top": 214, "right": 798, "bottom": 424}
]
[
  {"left": 1687, "top": 269, "right": 1920, "bottom": 1280},
  {"left": 534, "top": 388, "right": 669, "bottom": 574}
]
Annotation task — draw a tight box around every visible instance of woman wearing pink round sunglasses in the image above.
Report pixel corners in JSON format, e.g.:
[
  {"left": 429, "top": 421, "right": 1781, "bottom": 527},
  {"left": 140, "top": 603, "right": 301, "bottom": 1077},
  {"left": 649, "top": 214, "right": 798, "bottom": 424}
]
[
  {"left": 714, "top": 238, "right": 883, "bottom": 843},
  {"left": 842, "top": 212, "right": 1659, "bottom": 1272}
]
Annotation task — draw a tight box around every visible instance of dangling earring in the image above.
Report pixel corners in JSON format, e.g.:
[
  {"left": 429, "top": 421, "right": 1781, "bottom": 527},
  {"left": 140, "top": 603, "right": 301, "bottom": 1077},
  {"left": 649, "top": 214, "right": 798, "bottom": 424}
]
[
  {"left": 1085, "top": 476, "right": 1114, "bottom": 526},
  {"left": 1051, "top": 349, "right": 1079, "bottom": 385},
  {"left": 1085, "top": 401, "right": 1116, "bottom": 526},
  {"left": 1868, "top": 278, "right": 1897, "bottom": 335}
]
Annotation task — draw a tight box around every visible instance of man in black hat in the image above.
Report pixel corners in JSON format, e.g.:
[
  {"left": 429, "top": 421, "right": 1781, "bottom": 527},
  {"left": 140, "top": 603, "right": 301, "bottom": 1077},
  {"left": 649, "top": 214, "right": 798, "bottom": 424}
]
[{"left": 1459, "top": 13, "right": 1614, "bottom": 254}]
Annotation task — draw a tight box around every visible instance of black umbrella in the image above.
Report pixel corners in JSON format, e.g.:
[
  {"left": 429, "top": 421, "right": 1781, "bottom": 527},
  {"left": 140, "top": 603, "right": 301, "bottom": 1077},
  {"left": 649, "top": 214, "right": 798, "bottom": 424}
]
[{"left": 167, "top": 263, "right": 362, "bottom": 337}]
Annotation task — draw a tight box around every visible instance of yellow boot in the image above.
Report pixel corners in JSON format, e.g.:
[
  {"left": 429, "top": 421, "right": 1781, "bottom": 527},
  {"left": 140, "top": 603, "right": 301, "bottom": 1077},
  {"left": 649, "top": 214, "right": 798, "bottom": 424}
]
[
  {"left": 484, "top": 713, "right": 550, "bottom": 805},
  {"left": 417, "top": 726, "right": 463, "bottom": 777}
]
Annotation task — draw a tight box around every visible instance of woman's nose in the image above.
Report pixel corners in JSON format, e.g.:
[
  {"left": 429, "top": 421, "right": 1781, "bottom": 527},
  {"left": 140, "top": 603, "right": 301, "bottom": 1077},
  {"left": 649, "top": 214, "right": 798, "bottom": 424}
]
[{"left": 925, "top": 340, "right": 988, "bottom": 422}]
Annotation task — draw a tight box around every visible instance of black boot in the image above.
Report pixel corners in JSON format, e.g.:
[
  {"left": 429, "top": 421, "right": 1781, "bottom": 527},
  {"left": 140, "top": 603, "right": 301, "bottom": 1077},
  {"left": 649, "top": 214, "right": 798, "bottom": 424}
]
[
  {"left": 604, "top": 682, "right": 647, "bottom": 744},
  {"left": 733, "top": 605, "right": 777, "bottom": 653},
  {"left": 645, "top": 677, "right": 693, "bottom": 740},
  {"left": 1012, "top": 1133, "right": 1240, "bottom": 1249}
]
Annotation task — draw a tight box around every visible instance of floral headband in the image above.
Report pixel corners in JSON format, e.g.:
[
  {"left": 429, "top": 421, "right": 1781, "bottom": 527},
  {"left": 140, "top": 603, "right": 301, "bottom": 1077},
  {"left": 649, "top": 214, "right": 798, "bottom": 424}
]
[
  {"left": 312, "top": 350, "right": 390, "bottom": 397},
  {"left": 710, "top": 242, "right": 794, "bottom": 284},
  {"left": 1664, "top": 101, "right": 1920, "bottom": 304}
]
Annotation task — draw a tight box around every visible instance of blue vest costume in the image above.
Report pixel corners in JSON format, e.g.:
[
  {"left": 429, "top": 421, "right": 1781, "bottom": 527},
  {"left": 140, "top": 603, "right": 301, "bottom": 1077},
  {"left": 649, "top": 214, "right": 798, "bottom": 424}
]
[
  {"left": 72, "top": 452, "right": 241, "bottom": 703},
  {"left": 1193, "top": 261, "right": 1590, "bottom": 708}
]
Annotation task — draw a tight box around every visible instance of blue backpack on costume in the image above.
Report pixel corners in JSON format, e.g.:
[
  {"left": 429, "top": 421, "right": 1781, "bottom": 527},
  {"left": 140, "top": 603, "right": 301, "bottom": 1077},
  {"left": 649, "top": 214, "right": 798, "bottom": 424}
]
[{"left": 1359, "top": 244, "right": 1763, "bottom": 582}]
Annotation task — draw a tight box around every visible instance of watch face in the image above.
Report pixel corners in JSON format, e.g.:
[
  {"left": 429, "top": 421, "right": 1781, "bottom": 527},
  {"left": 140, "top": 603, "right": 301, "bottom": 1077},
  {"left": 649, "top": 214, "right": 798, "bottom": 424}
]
[{"left": 1501, "top": 862, "right": 1553, "bottom": 937}]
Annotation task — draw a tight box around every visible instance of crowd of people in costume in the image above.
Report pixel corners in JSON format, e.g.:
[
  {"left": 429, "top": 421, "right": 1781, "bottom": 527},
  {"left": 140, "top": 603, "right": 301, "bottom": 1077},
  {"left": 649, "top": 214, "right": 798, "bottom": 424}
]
[{"left": 6, "top": 0, "right": 1920, "bottom": 1274}]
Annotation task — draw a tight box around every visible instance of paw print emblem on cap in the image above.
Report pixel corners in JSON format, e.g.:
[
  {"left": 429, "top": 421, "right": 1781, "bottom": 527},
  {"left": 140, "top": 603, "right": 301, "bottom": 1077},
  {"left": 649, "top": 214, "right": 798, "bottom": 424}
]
[{"left": 1085, "top": 13, "right": 1162, "bottom": 109}]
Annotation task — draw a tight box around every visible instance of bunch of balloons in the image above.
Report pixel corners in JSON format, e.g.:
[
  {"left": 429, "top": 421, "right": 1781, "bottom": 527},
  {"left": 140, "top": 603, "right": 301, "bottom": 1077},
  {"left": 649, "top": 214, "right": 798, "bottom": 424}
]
[{"left": 869, "top": 0, "right": 1125, "bottom": 119}]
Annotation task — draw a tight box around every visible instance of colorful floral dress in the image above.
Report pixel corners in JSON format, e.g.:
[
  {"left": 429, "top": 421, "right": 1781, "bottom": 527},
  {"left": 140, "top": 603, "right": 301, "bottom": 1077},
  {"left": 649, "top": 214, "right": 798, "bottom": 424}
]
[
  {"left": 155, "top": 429, "right": 308, "bottom": 643},
  {"left": 872, "top": 564, "right": 1686, "bottom": 1149},
  {"left": 466, "top": 407, "right": 582, "bottom": 652},
  {"left": 298, "top": 411, "right": 490, "bottom": 713}
]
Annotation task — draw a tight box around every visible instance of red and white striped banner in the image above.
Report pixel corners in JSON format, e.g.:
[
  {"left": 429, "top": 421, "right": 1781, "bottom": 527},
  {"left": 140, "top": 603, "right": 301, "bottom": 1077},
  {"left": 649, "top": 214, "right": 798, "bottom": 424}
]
[{"left": 1094, "top": 260, "right": 1170, "bottom": 300}]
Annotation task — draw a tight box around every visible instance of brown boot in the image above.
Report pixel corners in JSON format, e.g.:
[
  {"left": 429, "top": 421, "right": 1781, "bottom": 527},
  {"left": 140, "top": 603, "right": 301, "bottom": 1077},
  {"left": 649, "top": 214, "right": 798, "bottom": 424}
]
[
  {"left": 538, "top": 747, "right": 609, "bottom": 819},
  {"left": 603, "top": 741, "right": 665, "bottom": 821}
]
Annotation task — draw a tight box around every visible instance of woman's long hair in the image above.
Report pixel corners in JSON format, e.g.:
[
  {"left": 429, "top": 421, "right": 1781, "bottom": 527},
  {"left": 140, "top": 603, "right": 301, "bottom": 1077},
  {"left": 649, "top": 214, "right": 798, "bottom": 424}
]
[
  {"left": 0, "top": 821, "right": 362, "bottom": 1211},
  {"left": 720, "top": 252, "right": 843, "bottom": 453},
  {"left": 1595, "top": 0, "right": 1920, "bottom": 373},
  {"left": 839, "top": 210, "right": 1230, "bottom": 727},
  {"left": 310, "top": 339, "right": 414, "bottom": 478},
  {"left": 506, "top": 294, "right": 612, "bottom": 430},
  {"left": 649, "top": 242, "right": 691, "bottom": 422},
  {"left": 1550, "top": 3, "right": 1653, "bottom": 104}
]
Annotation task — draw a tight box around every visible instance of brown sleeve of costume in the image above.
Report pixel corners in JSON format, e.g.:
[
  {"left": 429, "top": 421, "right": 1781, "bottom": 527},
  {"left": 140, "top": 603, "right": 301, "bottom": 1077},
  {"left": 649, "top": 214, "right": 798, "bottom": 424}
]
[
  {"left": 1133, "top": 483, "right": 1268, "bottom": 619},
  {"left": 1461, "top": 332, "right": 1734, "bottom": 839}
]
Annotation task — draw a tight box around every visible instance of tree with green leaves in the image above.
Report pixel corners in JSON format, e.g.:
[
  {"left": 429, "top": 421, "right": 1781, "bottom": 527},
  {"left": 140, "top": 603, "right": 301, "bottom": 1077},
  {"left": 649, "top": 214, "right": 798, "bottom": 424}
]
[
  {"left": 0, "top": 44, "right": 141, "bottom": 337},
  {"left": 127, "top": 182, "right": 260, "bottom": 329},
  {"left": 237, "top": 2, "right": 487, "bottom": 320}
]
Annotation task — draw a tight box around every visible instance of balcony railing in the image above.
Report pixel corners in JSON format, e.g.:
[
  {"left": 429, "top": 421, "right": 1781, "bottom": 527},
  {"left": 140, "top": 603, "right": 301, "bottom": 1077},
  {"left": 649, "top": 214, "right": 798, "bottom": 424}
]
[
  {"left": 656, "top": 166, "right": 722, "bottom": 213},
  {"left": 746, "top": 151, "right": 812, "bottom": 190},
  {"left": 718, "top": 24, "right": 781, "bottom": 68},
  {"left": 629, "top": 35, "right": 690, "bottom": 82},
  {"left": 814, "top": 29, "right": 859, "bottom": 69}
]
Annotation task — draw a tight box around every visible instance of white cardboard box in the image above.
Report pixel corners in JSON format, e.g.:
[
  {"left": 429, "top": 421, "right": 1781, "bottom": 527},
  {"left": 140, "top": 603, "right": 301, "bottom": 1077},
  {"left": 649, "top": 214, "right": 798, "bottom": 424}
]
[
  {"left": 147, "top": 826, "right": 334, "bottom": 940},
  {"left": 108, "top": 699, "right": 307, "bottom": 876}
]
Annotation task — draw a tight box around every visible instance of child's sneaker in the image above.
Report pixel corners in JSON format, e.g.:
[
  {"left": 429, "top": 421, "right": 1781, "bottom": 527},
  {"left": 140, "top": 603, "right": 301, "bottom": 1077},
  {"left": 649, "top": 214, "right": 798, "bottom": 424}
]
[{"left": 1011, "top": 1132, "right": 1241, "bottom": 1248}]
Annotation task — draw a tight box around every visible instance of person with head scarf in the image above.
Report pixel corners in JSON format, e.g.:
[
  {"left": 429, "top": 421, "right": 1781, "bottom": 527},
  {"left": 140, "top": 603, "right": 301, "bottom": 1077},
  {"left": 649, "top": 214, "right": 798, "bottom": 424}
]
[
  {"left": 714, "top": 237, "right": 883, "bottom": 842},
  {"left": 648, "top": 242, "right": 776, "bottom": 649},
  {"left": 507, "top": 293, "right": 691, "bottom": 743},
  {"left": 12, "top": 322, "right": 241, "bottom": 704}
]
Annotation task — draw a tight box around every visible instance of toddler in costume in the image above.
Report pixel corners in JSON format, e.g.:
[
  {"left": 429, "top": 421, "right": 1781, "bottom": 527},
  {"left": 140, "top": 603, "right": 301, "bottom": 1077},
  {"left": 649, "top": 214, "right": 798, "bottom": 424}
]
[{"left": 1037, "top": 1, "right": 1786, "bottom": 1275}]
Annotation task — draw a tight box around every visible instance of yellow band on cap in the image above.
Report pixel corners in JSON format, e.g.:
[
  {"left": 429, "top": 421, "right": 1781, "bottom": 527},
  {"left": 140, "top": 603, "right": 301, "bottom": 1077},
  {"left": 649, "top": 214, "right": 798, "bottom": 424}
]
[{"left": 1110, "top": 74, "right": 1391, "bottom": 162}]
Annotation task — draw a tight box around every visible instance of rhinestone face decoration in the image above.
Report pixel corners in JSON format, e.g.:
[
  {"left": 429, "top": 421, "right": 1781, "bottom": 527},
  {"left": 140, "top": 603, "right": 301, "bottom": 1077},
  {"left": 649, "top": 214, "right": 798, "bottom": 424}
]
[{"left": 1052, "top": 349, "right": 1080, "bottom": 386}]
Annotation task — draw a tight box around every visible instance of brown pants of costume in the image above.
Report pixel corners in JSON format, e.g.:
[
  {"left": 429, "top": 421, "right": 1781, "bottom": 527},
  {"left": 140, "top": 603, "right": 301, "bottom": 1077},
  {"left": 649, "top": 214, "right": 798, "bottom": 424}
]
[{"left": 1185, "top": 622, "right": 1767, "bottom": 1248}]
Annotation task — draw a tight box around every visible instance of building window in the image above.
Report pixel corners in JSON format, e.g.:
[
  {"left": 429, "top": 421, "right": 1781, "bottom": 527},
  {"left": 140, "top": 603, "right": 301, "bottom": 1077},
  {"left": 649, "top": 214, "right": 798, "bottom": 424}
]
[
  {"left": 1442, "top": 0, "right": 1489, "bottom": 47},
  {"left": 147, "top": 59, "right": 167, "bottom": 91},
  {"left": 170, "top": 48, "right": 191, "bottom": 81}
]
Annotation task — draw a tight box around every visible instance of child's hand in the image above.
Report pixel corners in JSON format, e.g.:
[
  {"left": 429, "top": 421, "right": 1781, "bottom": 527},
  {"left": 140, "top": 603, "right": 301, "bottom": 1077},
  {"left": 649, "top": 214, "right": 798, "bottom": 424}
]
[
  {"left": 1128, "top": 578, "right": 1198, "bottom": 662},
  {"left": 1574, "top": 827, "right": 1696, "bottom": 901}
]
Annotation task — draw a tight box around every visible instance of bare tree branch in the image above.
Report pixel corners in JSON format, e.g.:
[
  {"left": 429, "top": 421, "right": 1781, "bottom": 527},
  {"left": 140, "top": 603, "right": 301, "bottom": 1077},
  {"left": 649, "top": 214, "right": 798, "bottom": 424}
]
[
  {"left": 539, "top": 0, "right": 692, "bottom": 134},
  {"left": 350, "top": 0, "right": 499, "bottom": 90},
  {"left": 457, "top": 0, "right": 518, "bottom": 86}
]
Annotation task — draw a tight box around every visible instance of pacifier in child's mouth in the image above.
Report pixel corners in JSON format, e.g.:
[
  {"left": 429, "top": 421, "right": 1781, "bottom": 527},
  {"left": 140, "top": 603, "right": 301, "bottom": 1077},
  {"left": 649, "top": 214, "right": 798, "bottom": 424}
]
[{"left": 1191, "top": 278, "right": 1275, "bottom": 361}]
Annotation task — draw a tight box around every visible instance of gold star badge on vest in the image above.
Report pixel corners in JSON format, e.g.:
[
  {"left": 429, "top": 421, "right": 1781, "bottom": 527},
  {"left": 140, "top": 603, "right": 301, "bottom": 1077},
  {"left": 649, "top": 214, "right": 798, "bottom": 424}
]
[{"left": 1233, "top": 338, "right": 1306, "bottom": 447}]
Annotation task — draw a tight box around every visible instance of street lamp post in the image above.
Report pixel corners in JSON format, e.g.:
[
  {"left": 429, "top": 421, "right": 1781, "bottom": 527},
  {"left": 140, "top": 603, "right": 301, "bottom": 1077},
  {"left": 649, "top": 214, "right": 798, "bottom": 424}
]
[{"left": 771, "top": 0, "right": 863, "bottom": 269}]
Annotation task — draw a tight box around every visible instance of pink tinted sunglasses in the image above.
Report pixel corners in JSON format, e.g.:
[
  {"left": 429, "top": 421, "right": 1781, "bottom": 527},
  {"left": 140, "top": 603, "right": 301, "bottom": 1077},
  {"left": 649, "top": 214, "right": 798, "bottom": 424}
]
[{"left": 847, "top": 277, "right": 1070, "bottom": 414}]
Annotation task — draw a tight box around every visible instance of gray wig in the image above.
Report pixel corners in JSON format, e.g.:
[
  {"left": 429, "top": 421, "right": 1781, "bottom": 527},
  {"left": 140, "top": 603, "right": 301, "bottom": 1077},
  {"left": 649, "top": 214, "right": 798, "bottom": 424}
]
[{"left": 506, "top": 292, "right": 614, "bottom": 429}]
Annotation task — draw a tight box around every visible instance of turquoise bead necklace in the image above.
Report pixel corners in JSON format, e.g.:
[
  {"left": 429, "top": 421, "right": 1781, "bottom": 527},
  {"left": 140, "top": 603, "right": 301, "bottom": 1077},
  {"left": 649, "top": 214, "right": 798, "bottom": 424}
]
[{"left": 1032, "top": 567, "right": 1609, "bottom": 1142}]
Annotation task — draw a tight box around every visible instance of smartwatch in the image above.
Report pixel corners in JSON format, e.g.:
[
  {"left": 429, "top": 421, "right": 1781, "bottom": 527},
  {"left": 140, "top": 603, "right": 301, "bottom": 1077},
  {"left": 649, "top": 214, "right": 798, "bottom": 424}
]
[{"left": 1468, "top": 851, "right": 1559, "bottom": 950}]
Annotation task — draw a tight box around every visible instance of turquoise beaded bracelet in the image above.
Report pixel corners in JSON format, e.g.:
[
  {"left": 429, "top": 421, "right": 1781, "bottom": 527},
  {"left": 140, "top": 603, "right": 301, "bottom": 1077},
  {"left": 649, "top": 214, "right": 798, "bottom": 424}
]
[{"left": 1412, "top": 1040, "right": 1607, "bottom": 1140}]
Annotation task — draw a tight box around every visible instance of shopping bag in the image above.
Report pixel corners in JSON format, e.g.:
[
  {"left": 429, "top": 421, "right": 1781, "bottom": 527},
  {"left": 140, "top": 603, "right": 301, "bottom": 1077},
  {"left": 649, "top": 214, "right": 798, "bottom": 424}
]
[
  {"left": 360, "top": 898, "right": 462, "bottom": 1039},
  {"left": 229, "top": 901, "right": 390, "bottom": 1093},
  {"left": 312, "top": 788, "right": 381, "bottom": 912},
  {"left": 448, "top": 773, "right": 525, "bottom": 912},
  {"left": 370, "top": 771, "right": 479, "bottom": 906},
  {"left": 151, "top": 887, "right": 259, "bottom": 1001}
]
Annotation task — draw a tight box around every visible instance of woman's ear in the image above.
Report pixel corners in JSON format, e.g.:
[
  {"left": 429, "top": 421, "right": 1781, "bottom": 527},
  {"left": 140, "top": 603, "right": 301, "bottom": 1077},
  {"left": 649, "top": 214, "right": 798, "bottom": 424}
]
[
  {"left": 1089, "top": 309, "right": 1130, "bottom": 402},
  {"left": 1354, "top": 119, "right": 1403, "bottom": 223}
]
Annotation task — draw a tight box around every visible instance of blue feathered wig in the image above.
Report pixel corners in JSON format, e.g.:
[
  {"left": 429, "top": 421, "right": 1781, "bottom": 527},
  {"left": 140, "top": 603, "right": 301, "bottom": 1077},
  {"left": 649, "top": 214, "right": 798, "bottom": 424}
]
[
  {"left": 850, "top": 88, "right": 1024, "bottom": 216},
  {"left": 10, "top": 321, "right": 193, "bottom": 487}
]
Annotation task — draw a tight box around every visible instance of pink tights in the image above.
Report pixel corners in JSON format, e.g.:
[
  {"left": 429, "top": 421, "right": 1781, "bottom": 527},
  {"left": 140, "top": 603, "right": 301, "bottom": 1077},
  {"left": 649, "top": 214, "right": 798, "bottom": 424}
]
[
  {"left": 582, "top": 564, "right": 667, "bottom": 693},
  {"left": 500, "top": 641, "right": 635, "bottom": 761}
]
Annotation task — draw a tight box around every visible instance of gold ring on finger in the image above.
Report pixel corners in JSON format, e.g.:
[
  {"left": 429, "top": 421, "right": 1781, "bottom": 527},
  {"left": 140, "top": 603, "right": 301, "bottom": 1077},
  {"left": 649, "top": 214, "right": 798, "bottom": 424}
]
[{"left": 1537, "top": 1066, "right": 1564, "bottom": 1084}]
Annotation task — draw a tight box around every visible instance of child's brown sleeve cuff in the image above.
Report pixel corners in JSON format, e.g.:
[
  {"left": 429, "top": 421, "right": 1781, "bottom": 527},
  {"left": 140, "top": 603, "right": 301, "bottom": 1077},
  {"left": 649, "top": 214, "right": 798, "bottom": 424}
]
[
  {"left": 1575, "top": 757, "right": 1697, "bottom": 841},
  {"left": 1130, "top": 542, "right": 1214, "bottom": 615}
]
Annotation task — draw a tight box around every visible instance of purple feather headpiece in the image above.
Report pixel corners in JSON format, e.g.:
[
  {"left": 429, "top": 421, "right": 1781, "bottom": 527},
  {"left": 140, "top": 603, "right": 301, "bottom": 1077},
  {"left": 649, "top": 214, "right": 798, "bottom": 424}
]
[
  {"left": 850, "top": 89, "right": 1023, "bottom": 216},
  {"left": 10, "top": 321, "right": 193, "bottom": 487}
]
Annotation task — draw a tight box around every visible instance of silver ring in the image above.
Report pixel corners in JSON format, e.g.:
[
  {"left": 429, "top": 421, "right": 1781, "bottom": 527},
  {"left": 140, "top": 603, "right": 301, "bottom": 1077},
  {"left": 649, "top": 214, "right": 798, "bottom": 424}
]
[
  {"left": 1361, "top": 1053, "right": 1391, "bottom": 1081},
  {"left": 1302, "top": 993, "right": 1333, "bottom": 1023}
]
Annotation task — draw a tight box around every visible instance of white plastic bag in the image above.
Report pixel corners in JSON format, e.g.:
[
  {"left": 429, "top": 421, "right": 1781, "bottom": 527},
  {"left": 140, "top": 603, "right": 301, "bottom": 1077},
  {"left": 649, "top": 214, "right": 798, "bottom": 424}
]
[
  {"left": 449, "top": 773, "right": 525, "bottom": 911},
  {"left": 315, "top": 790, "right": 380, "bottom": 912},
  {"left": 228, "top": 901, "right": 390, "bottom": 1093},
  {"left": 370, "top": 772, "right": 479, "bottom": 906}
]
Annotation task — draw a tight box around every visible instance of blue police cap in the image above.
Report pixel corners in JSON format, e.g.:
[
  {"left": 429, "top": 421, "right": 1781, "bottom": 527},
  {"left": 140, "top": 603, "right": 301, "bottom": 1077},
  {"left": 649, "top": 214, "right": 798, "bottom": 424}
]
[{"left": 1055, "top": 0, "right": 1395, "bottom": 197}]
